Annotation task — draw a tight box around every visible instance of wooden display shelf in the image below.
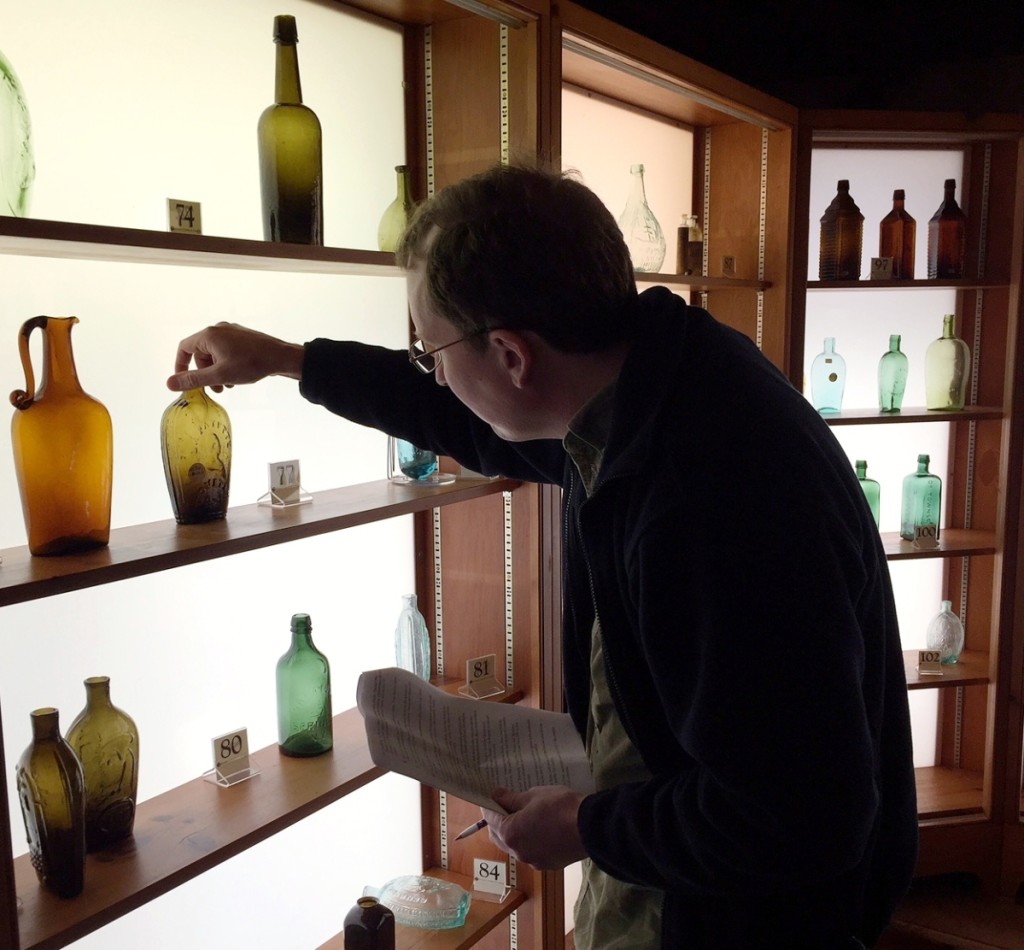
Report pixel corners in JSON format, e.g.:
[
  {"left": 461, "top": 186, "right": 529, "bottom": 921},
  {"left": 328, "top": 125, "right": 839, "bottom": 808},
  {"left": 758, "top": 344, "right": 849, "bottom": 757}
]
[
  {"left": 13, "top": 708, "right": 382, "bottom": 950},
  {"left": 0, "top": 216, "right": 402, "bottom": 276},
  {"left": 806, "top": 277, "right": 1006, "bottom": 291},
  {"left": 903, "top": 650, "right": 990, "bottom": 689},
  {"left": 915, "top": 766, "right": 985, "bottom": 820},
  {"left": 636, "top": 272, "right": 772, "bottom": 291},
  {"left": 0, "top": 478, "right": 518, "bottom": 608},
  {"left": 316, "top": 867, "right": 525, "bottom": 950},
  {"left": 821, "top": 405, "right": 1004, "bottom": 425},
  {"left": 881, "top": 529, "right": 996, "bottom": 561}
]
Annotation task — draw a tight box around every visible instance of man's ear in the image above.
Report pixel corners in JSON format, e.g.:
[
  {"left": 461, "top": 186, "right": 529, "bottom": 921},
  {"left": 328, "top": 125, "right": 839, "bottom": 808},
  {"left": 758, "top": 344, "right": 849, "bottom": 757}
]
[{"left": 489, "top": 330, "right": 533, "bottom": 389}]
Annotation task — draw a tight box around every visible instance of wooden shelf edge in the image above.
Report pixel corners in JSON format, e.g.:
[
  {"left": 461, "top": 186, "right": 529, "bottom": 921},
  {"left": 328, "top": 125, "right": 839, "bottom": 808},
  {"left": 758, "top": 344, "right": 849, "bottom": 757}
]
[
  {"left": 0, "top": 478, "right": 519, "bottom": 608},
  {"left": 806, "top": 277, "right": 1007, "bottom": 291},
  {"left": 882, "top": 529, "right": 996, "bottom": 561},
  {"left": 0, "top": 216, "right": 403, "bottom": 276},
  {"left": 315, "top": 867, "right": 526, "bottom": 950},
  {"left": 903, "top": 650, "right": 990, "bottom": 689},
  {"left": 636, "top": 273, "right": 771, "bottom": 290},
  {"left": 822, "top": 405, "right": 1004, "bottom": 425},
  {"left": 915, "top": 766, "right": 986, "bottom": 821},
  {"left": 14, "top": 708, "right": 383, "bottom": 950}
]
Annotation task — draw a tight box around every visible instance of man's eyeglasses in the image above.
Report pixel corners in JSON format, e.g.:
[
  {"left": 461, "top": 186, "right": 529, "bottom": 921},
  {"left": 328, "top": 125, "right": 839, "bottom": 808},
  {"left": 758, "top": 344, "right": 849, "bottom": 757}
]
[{"left": 408, "top": 328, "right": 495, "bottom": 374}]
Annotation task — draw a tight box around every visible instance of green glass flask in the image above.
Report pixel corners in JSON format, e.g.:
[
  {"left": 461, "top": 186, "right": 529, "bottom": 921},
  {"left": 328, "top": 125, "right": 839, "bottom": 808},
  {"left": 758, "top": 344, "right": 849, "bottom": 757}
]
[
  {"left": 819, "top": 179, "right": 863, "bottom": 280},
  {"left": 276, "top": 613, "right": 333, "bottom": 756},
  {"left": 15, "top": 708, "right": 86, "bottom": 898},
  {"left": 810, "top": 336, "right": 846, "bottom": 413},
  {"left": 343, "top": 896, "right": 395, "bottom": 949},
  {"left": 0, "top": 45, "right": 35, "bottom": 216},
  {"left": 878, "top": 333, "right": 909, "bottom": 413},
  {"left": 65, "top": 676, "right": 139, "bottom": 851},
  {"left": 257, "top": 15, "right": 323, "bottom": 245},
  {"left": 160, "top": 387, "right": 232, "bottom": 524},
  {"left": 855, "top": 460, "right": 881, "bottom": 527},
  {"left": 900, "top": 454, "right": 942, "bottom": 542},
  {"left": 924, "top": 313, "right": 971, "bottom": 410},
  {"left": 617, "top": 164, "right": 666, "bottom": 273},
  {"left": 926, "top": 600, "right": 965, "bottom": 665},
  {"left": 377, "top": 164, "right": 413, "bottom": 252},
  {"left": 395, "top": 594, "right": 430, "bottom": 680}
]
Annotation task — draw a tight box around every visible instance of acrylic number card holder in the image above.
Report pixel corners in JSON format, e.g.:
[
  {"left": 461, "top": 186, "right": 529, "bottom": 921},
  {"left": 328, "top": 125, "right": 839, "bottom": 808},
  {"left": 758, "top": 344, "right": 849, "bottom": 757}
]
[
  {"left": 203, "top": 727, "right": 261, "bottom": 786},
  {"left": 458, "top": 653, "right": 505, "bottom": 700},
  {"left": 258, "top": 458, "right": 312, "bottom": 507}
]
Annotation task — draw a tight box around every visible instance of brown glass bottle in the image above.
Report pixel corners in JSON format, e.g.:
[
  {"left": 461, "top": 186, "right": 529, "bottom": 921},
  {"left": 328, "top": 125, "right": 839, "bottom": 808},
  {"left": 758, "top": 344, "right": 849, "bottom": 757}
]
[
  {"left": 927, "top": 178, "right": 967, "bottom": 279},
  {"left": 818, "top": 179, "right": 864, "bottom": 280},
  {"left": 878, "top": 188, "right": 916, "bottom": 279},
  {"left": 10, "top": 315, "right": 113, "bottom": 556},
  {"left": 15, "top": 708, "right": 87, "bottom": 899},
  {"left": 257, "top": 14, "right": 323, "bottom": 245},
  {"left": 65, "top": 676, "right": 139, "bottom": 851},
  {"left": 344, "top": 896, "right": 395, "bottom": 949},
  {"left": 160, "top": 387, "right": 232, "bottom": 524}
]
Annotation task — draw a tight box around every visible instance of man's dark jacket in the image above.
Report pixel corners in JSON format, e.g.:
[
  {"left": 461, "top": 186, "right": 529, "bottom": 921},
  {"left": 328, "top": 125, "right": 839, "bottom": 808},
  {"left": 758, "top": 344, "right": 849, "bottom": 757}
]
[{"left": 300, "top": 286, "right": 918, "bottom": 948}]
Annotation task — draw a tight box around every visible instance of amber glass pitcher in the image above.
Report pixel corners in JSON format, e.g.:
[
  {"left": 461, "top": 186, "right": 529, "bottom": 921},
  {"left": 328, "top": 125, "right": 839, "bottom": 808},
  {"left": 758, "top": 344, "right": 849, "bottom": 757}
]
[{"left": 10, "top": 316, "right": 113, "bottom": 555}]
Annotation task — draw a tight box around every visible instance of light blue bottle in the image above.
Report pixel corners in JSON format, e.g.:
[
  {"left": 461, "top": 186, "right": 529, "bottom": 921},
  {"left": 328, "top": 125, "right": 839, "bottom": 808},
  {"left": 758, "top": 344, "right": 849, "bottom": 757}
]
[
  {"left": 396, "top": 439, "right": 438, "bottom": 480},
  {"left": 810, "top": 337, "right": 846, "bottom": 413},
  {"left": 395, "top": 594, "right": 430, "bottom": 680}
]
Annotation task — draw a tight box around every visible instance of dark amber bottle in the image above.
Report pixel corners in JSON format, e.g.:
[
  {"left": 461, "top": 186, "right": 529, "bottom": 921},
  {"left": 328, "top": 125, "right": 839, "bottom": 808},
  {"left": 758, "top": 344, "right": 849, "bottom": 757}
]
[
  {"left": 257, "top": 14, "right": 323, "bottom": 244},
  {"left": 927, "top": 178, "right": 967, "bottom": 279},
  {"left": 878, "top": 189, "right": 916, "bottom": 279},
  {"left": 65, "top": 676, "right": 139, "bottom": 851},
  {"left": 15, "top": 708, "right": 86, "bottom": 898},
  {"left": 344, "top": 896, "right": 395, "bottom": 949},
  {"left": 818, "top": 179, "right": 864, "bottom": 280}
]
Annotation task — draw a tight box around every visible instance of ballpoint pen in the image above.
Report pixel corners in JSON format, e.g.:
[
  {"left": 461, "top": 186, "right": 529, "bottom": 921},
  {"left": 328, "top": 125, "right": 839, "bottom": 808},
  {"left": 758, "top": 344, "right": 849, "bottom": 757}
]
[{"left": 454, "top": 818, "right": 488, "bottom": 841}]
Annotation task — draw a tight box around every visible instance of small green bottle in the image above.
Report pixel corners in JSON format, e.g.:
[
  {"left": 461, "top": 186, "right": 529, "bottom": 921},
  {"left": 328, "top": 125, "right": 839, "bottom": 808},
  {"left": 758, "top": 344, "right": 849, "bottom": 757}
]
[
  {"left": 900, "top": 454, "right": 942, "bottom": 542},
  {"left": 855, "top": 460, "right": 881, "bottom": 527},
  {"left": 877, "top": 334, "right": 909, "bottom": 413},
  {"left": 276, "top": 613, "right": 333, "bottom": 756},
  {"left": 377, "top": 164, "right": 413, "bottom": 252}
]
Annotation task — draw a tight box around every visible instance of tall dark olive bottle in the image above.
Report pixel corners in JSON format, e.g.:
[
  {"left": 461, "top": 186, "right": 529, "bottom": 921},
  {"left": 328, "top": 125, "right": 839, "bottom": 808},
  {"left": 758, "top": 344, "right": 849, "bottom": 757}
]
[
  {"left": 257, "top": 15, "right": 323, "bottom": 245},
  {"left": 276, "top": 613, "right": 333, "bottom": 756},
  {"left": 15, "top": 708, "right": 86, "bottom": 898}
]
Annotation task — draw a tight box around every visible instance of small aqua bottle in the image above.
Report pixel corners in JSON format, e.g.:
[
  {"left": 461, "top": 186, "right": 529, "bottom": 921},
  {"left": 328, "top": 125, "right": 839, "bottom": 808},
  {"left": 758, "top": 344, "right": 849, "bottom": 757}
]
[
  {"left": 810, "top": 337, "right": 846, "bottom": 413},
  {"left": 855, "top": 460, "right": 881, "bottom": 527},
  {"left": 878, "top": 334, "right": 909, "bottom": 413},
  {"left": 900, "top": 454, "right": 942, "bottom": 542}
]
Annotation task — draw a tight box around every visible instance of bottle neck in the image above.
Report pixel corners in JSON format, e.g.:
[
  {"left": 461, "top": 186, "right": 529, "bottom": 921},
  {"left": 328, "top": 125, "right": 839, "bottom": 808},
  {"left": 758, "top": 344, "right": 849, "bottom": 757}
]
[
  {"left": 84, "top": 676, "right": 113, "bottom": 708},
  {"left": 40, "top": 317, "right": 85, "bottom": 396},
  {"left": 889, "top": 334, "right": 901, "bottom": 352},
  {"left": 942, "top": 314, "right": 956, "bottom": 339},
  {"left": 275, "top": 42, "right": 303, "bottom": 105},
  {"left": 395, "top": 167, "right": 410, "bottom": 205},
  {"left": 629, "top": 165, "right": 647, "bottom": 203},
  {"left": 30, "top": 707, "right": 61, "bottom": 741}
]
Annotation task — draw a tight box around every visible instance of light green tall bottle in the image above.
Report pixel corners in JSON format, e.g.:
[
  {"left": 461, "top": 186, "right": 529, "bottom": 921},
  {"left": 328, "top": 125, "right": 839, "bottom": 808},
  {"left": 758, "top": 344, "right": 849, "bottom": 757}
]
[
  {"left": 855, "top": 460, "right": 881, "bottom": 527},
  {"left": 877, "top": 334, "right": 908, "bottom": 413},
  {"left": 276, "top": 613, "right": 333, "bottom": 756},
  {"left": 257, "top": 15, "right": 323, "bottom": 245},
  {"left": 377, "top": 165, "right": 413, "bottom": 252},
  {"left": 925, "top": 313, "right": 970, "bottom": 410},
  {"left": 900, "top": 454, "right": 942, "bottom": 542}
]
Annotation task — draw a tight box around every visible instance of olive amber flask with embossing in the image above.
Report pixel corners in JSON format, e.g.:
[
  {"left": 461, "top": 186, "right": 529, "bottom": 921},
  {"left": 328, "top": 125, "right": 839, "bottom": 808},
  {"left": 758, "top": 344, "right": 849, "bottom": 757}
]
[
  {"left": 65, "top": 676, "right": 139, "bottom": 851},
  {"left": 160, "top": 387, "right": 232, "bottom": 524}
]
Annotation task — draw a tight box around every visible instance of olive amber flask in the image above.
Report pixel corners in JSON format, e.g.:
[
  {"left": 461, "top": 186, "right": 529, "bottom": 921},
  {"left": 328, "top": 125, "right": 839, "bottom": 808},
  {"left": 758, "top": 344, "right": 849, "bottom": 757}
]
[
  {"left": 65, "top": 676, "right": 139, "bottom": 851},
  {"left": 10, "top": 315, "right": 113, "bottom": 555},
  {"left": 16, "top": 707, "right": 86, "bottom": 898},
  {"left": 160, "top": 387, "right": 232, "bottom": 523}
]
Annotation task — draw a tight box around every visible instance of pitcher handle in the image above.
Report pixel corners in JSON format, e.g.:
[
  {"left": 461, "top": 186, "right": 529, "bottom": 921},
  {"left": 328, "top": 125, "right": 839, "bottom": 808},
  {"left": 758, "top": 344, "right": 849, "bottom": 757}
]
[{"left": 10, "top": 315, "right": 49, "bottom": 410}]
